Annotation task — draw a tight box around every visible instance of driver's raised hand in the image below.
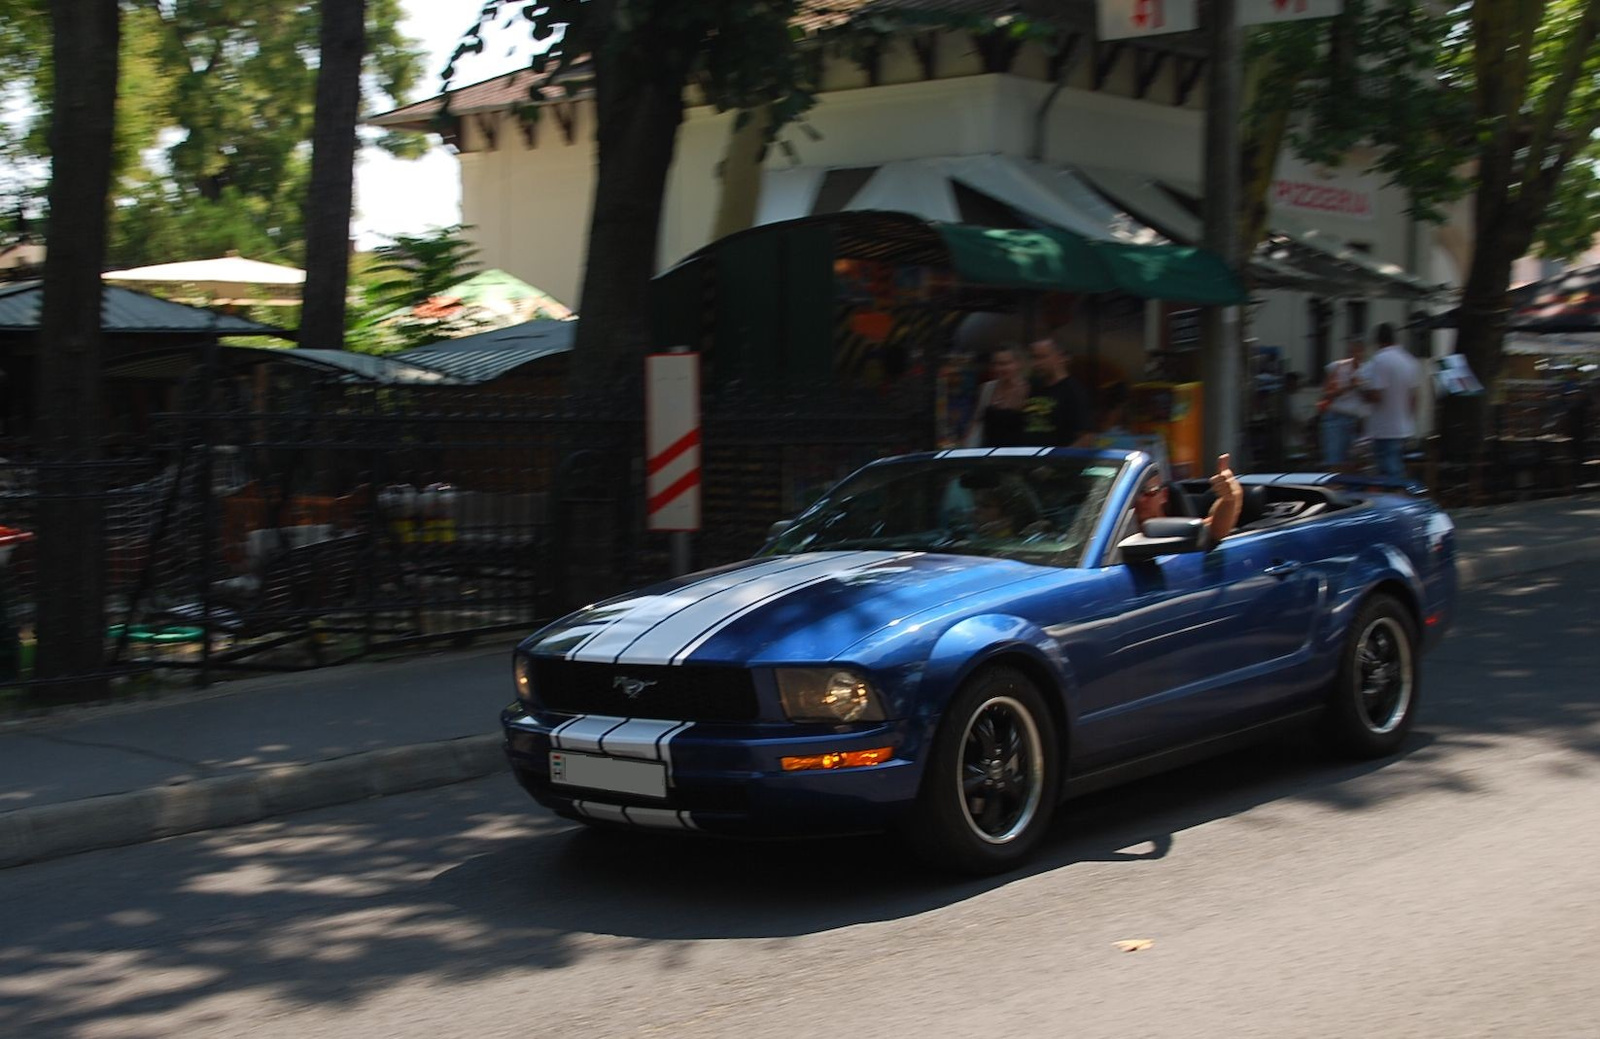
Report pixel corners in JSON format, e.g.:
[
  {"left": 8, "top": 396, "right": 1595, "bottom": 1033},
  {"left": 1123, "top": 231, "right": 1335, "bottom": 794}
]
[
  {"left": 1205, "top": 453, "right": 1244, "bottom": 541},
  {"left": 1212, "top": 453, "right": 1239, "bottom": 491}
]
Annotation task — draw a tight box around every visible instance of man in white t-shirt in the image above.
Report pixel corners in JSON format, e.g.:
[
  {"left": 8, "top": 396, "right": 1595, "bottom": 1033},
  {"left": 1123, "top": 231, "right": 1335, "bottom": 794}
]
[
  {"left": 1319, "top": 337, "right": 1369, "bottom": 468},
  {"left": 1360, "top": 322, "right": 1424, "bottom": 481}
]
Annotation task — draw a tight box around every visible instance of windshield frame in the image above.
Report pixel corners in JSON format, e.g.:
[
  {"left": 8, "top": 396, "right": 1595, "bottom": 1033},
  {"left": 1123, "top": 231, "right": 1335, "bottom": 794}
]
[{"left": 762, "top": 451, "right": 1131, "bottom": 568}]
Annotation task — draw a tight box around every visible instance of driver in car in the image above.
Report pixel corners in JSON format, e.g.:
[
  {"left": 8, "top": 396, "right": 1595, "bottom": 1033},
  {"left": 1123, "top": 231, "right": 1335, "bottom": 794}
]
[{"left": 1133, "top": 453, "right": 1244, "bottom": 544}]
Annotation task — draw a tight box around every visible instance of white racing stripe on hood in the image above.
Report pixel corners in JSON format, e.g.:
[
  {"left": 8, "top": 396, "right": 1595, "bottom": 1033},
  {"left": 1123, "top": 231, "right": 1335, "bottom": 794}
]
[
  {"left": 574, "top": 551, "right": 911, "bottom": 665},
  {"left": 562, "top": 553, "right": 847, "bottom": 661},
  {"left": 664, "top": 573, "right": 835, "bottom": 665}
]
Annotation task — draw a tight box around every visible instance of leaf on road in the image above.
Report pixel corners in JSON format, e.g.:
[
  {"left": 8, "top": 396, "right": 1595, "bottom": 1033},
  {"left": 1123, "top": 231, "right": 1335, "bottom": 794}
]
[{"left": 1113, "top": 939, "right": 1154, "bottom": 952}]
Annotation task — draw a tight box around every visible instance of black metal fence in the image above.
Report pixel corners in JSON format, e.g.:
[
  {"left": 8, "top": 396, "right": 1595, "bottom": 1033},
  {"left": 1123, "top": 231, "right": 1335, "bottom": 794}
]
[
  {"left": 697, "top": 381, "right": 930, "bottom": 565},
  {"left": 0, "top": 374, "right": 931, "bottom": 698}
]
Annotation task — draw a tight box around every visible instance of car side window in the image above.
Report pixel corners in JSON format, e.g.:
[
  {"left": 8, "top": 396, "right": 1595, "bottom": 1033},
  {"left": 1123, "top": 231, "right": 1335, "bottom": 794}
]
[{"left": 1102, "top": 464, "right": 1162, "bottom": 566}]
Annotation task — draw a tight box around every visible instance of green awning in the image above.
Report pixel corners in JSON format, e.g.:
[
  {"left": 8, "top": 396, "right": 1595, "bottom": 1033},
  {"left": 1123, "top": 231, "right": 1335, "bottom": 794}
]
[{"left": 934, "top": 224, "right": 1246, "bottom": 305}]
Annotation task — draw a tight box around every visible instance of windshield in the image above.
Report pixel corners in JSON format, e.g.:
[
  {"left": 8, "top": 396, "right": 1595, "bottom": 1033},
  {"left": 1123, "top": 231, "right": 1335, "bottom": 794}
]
[{"left": 764, "top": 455, "right": 1123, "bottom": 566}]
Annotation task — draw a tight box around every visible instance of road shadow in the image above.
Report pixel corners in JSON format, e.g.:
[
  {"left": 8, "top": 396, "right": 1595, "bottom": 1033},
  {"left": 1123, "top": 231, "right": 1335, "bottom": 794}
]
[
  {"left": 428, "top": 730, "right": 1439, "bottom": 942},
  {"left": 1426, "top": 566, "right": 1600, "bottom": 759},
  {"left": 1, "top": 565, "right": 1595, "bottom": 1036},
  {"left": 0, "top": 732, "right": 1443, "bottom": 1038}
]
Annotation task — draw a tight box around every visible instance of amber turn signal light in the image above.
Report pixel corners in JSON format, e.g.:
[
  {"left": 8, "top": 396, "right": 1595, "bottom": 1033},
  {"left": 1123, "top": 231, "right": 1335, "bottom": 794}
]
[{"left": 780, "top": 747, "right": 894, "bottom": 771}]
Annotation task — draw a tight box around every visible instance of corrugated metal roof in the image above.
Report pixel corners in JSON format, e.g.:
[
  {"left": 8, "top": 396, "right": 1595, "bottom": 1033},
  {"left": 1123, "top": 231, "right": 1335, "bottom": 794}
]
[
  {"left": 388, "top": 318, "right": 575, "bottom": 381},
  {"left": 395, "top": 345, "right": 569, "bottom": 383},
  {"left": 401, "top": 317, "right": 576, "bottom": 354},
  {"left": 101, "top": 323, "right": 573, "bottom": 384},
  {"left": 103, "top": 345, "right": 462, "bottom": 384},
  {"left": 0, "top": 281, "right": 284, "bottom": 336},
  {"left": 289, "top": 348, "right": 463, "bottom": 384}
]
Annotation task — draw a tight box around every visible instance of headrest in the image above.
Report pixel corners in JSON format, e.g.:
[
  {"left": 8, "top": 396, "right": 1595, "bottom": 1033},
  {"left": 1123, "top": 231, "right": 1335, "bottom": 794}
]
[
  {"left": 1164, "top": 482, "right": 1198, "bottom": 518},
  {"left": 1239, "top": 484, "right": 1268, "bottom": 526}
]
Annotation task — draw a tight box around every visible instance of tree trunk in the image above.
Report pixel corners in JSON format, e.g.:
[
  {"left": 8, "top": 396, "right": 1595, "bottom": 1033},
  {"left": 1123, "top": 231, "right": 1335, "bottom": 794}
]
[
  {"left": 569, "top": 47, "right": 690, "bottom": 396},
  {"left": 300, "top": 0, "right": 366, "bottom": 351},
  {"left": 710, "top": 106, "right": 772, "bottom": 243},
  {"left": 1442, "top": 0, "right": 1600, "bottom": 460},
  {"left": 1444, "top": 217, "right": 1527, "bottom": 459},
  {"left": 33, "top": 0, "right": 121, "bottom": 702}
]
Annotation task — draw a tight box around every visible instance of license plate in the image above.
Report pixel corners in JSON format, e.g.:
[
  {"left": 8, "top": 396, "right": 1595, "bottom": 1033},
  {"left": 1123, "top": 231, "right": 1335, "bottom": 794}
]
[{"left": 549, "top": 751, "right": 668, "bottom": 799}]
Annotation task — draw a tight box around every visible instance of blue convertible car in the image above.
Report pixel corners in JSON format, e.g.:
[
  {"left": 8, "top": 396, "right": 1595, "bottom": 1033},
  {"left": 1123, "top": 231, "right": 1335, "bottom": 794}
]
[{"left": 502, "top": 448, "right": 1456, "bottom": 873}]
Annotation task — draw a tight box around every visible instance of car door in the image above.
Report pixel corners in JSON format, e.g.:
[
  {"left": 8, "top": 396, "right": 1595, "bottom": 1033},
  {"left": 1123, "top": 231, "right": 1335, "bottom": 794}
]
[
  {"left": 1213, "top": 523, "right": 1323, "bottom": 680},
  {"left": 1065, "top": 525, "right": 1321, "bottom": 769}
]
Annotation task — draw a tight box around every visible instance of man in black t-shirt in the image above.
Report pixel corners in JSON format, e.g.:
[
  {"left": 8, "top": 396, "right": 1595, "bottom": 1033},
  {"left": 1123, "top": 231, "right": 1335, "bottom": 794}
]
[{"left": 1024, "top": 338, "right": 1093, "bottom": 447}]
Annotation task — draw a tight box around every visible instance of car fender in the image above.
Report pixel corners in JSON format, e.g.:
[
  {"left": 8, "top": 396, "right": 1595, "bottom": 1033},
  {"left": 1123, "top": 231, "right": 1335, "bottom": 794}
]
[
  {"left": 915, "top": 613, "right": 1078, "bottom": 749},
  {"left": 1320, "top": 542, "right": 1426, "bottom": 655}
]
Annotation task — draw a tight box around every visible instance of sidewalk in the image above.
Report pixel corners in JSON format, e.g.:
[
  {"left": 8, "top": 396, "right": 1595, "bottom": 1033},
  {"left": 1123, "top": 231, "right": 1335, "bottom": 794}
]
[
  {"left": 1449, "top": 494, "right": 1600, "bottom": 585},
  {"left": 0, "top": 642, "right": 519, "bottom": 868},
  {"left": 3, "top": 493, "right": 1598, "bottom": 869}
]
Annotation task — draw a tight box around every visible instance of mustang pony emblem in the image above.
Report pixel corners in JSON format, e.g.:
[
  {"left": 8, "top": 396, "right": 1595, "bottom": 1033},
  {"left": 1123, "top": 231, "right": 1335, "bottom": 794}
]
[{"left": 612, "top": 676, "right": 658, "bottom": 699}]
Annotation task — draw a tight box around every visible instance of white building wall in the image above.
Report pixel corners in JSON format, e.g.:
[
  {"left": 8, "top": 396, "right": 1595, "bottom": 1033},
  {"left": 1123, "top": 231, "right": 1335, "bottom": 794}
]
[
  {"left": 457, "top": 106, "right": 598, "bottom": 309},
  {"left": 452, "top": 65, "right": 1452, "bottom": 396}
]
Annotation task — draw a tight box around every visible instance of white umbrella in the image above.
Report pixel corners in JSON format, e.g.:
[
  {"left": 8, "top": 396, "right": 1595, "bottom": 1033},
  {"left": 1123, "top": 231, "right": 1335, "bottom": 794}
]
[{"left": 102, "top": 255, "right": 306, "bottom": 306}]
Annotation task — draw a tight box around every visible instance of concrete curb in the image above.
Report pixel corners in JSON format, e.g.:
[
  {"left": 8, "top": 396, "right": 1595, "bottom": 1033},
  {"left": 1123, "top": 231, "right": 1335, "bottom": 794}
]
[
  {"left": 6, "top": 534, "right": 1600, "bottom": 871},
  {"left": 0, "top": 734, "right": 505, "bottom": 869}
]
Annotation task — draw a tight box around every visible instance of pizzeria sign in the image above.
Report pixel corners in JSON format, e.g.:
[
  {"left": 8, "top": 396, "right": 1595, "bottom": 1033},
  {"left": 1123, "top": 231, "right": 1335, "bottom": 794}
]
[{"left": 1270, "top": 154, "right": 1376, "bottom": 222}]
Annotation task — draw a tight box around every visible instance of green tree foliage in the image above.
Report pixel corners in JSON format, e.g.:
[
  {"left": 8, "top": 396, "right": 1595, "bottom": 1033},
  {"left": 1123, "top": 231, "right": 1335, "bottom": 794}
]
[
  {"left": 1276, "top": 1, "right": 1600, "bottom": 447},
  {"left": 465, "top": 0, "right": 826, "bottom": 391},
  {"left": 365, "top": 223, "right": 482, "bottom": 311},
  {"left": 344, "top": 224, "right": 482, "bottom": 355},
  {"left": 1, "top": 0, "right": 55, "bottom": 220},
  {"left": 1275, "top": 2, "right": 1474, "bottom": 218},
  {"left": 1229, "top": 3, "right": 1471, "bottom": 275},
  {"left": 3, "top": 0, "right": 426, "bottom": 267},
  {"left": 1444, "top": 0, "right": 1600, "bottom": 447},
  {"left": 1232, "top": 1, "right": 1600, "bottom": 452}
]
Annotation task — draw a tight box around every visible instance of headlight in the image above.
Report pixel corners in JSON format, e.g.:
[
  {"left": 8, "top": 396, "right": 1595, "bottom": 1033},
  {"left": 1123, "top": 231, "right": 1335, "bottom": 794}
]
[
  {"left": 513, "top": 654, "right": 534, "bottom": 705},
  {"left": 775, "top": 668, "right": 885, "bottom": 723}
]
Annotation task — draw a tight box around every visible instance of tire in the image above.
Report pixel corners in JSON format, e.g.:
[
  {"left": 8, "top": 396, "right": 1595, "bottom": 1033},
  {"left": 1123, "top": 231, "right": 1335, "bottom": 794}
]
[
  {"left": 903, "top": 665, "right": 1060, "bottom": 875},
  {"left": 1320, "top": 594, "right": 1420, "bottom": 758}
]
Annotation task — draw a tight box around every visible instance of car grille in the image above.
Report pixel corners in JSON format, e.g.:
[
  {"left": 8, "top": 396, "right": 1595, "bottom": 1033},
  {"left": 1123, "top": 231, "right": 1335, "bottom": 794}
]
[{"left": 530, "top": 659, "right": 760, "bottom": 722}]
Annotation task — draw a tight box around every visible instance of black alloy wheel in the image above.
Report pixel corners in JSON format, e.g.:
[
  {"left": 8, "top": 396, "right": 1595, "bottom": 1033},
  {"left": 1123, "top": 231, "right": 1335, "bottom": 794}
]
[
  {"left": 1355, "top": 615, "right": 1413, "bottom": 735},
  {"left": 904, "top": 665, "right": 1059, "bottom": 874},
  {"left": 958, "top": 695, "right": 1045, "bottom": 845},
  {"left": 1321, "top": 594, "right": 1420, "bottom": 758}
]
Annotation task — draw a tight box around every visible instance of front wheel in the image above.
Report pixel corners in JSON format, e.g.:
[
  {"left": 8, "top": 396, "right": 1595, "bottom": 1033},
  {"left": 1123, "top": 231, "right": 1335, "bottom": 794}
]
[
  {"left": 903, "top": 666, "right": 1059, "bottom": 875},
  {"left": 1320, "top": 595, "right": 1420, "bottom": 758}
]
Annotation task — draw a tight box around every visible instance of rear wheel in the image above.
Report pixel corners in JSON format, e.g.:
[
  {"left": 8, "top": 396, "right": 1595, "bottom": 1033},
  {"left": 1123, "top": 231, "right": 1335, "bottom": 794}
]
[
  {"left": 1320, "top": 595, "right": 1419, "bottom": 758},
  {"left": 904, "top": 666, "right": 1059, "bottom": 874}
]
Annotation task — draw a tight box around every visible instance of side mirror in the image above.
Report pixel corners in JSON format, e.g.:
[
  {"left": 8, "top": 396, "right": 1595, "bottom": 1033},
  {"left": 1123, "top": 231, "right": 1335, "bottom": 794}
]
[
  {"left": 1118, "top": 517, "right": 1213, "bottom": 563},
  {"left": 767, "top": 519, "right": 795, "bottom": 540}
]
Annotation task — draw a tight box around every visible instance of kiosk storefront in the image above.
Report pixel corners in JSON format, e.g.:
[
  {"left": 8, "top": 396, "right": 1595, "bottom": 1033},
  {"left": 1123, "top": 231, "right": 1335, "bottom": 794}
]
[{"left": 652, "top": 209, "right": 1244, "bottom": 479}]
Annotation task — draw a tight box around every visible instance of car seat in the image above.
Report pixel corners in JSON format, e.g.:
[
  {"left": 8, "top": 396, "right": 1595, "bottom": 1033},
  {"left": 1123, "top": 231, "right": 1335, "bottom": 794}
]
[
  {"left": 1164, "top": 481, "right": 1199, "bottom": 518},
  {"left": 1237, "top": 485, "right": 1268, "bottom": 529}
]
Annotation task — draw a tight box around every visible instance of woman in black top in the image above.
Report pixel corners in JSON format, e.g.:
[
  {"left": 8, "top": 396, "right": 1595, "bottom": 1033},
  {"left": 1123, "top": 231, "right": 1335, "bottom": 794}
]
[{"left": 968, "top": 345, "right": 1031, "bottom": 447}]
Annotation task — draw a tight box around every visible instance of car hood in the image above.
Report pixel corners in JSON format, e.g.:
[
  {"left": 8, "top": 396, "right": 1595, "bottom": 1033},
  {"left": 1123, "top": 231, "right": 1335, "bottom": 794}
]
[{"left": 524, "top": 550, "right": 1047, "bottom": 666}]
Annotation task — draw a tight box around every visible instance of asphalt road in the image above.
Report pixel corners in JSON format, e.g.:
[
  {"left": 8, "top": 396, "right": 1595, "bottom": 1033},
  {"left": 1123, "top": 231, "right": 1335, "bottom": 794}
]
[{"left": 2, "top": 564, "right": 1598, "bottom": 1039}]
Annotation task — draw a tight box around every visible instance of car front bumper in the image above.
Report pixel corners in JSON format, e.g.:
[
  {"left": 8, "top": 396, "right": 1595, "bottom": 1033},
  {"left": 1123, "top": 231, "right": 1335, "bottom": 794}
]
[{"left": 501, "top": 707, "right": 926, "bottom": 837}]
